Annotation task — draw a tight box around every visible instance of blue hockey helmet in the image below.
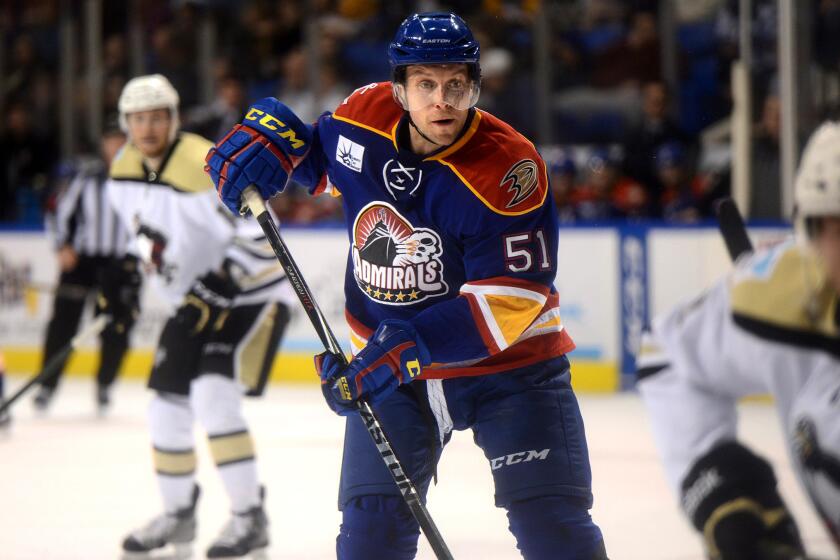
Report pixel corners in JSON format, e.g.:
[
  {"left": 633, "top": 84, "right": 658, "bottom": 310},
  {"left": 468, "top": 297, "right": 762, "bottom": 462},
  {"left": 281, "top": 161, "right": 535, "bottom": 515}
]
[
  {"left": 389, "top": 13, "right": 480, "bottom": 75},
  {"left": 389, "top": 12, "right": 481, "bottom": 111}
]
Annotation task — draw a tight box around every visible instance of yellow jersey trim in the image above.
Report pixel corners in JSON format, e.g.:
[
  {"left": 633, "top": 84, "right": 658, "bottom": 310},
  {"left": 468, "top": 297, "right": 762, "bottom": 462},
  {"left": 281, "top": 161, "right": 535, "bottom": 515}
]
[
  {"left": 424, "top": 111, "right": 482, "bottom": 162},
  {"left": 332, "top": 113, "right": 395, "bottom": 141},
  {"left": 731, "top": 244, "right": 838, "bottom": 338},
  {"left": 159, "top": 133, "right": 215, "bottom": 193},
  {"left": 110, "top": 132, "right": 214, "bottom": 193}
]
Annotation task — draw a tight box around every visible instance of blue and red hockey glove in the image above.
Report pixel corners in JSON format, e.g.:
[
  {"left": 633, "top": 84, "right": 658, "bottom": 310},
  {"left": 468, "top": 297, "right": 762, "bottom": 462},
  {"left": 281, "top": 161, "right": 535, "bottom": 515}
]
[
  {"left": 204, "top": 98, "right": 311, "bottom": 214},
  {"left": 314, "top": 320, "right": 431, "bottom": 416}
]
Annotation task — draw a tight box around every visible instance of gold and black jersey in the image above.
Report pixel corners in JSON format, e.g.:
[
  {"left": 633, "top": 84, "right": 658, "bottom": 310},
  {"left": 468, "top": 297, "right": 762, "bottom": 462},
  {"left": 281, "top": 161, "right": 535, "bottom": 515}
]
[
  {"left": 110, "top": 132, "right": 216, "bottom": 193},
  {"left": 730, "top": 242, "right": 839, "bottom": 358}
]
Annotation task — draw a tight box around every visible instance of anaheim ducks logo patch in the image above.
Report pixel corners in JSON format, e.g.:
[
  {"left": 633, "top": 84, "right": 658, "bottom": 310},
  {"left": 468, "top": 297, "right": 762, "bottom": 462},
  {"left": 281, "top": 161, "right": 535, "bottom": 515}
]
[
  {"left": 351, "top": 202, "right": 448, "bottom": 305},
  {"left": 501, "top": 159, "right": 539, "bottom": 208}
]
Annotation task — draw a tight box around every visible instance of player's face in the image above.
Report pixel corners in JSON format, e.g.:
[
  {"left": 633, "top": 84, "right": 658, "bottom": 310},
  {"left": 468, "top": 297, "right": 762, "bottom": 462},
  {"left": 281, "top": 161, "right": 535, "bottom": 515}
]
[
  {"left": 126, "top": 109, "right": 171, "bottom": 158},
  {"left": 814, "top": 216, "right": 840, "bottom": 293},
  {"left": 405, "top": 65, "right": 471, "bottom": 148}
]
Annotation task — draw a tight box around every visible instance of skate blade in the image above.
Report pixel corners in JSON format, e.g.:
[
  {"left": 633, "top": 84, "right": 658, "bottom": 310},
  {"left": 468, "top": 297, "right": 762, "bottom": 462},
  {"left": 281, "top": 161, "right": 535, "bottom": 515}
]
[
  {"left": 250, "top": 548, "right": 269, "bottom": 560},
  {"left": 207, "top": 546, "right": 269, "bottom": 560},
  {"left": 121, "top": 542, "right": 193, "bottom": 560}
]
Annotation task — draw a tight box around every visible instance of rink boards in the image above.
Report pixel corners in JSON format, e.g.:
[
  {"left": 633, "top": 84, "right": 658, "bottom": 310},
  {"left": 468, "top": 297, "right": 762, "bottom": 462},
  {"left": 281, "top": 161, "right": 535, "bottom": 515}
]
[{"left": 0, "top": 223, "right": 789, "bottom": 391}]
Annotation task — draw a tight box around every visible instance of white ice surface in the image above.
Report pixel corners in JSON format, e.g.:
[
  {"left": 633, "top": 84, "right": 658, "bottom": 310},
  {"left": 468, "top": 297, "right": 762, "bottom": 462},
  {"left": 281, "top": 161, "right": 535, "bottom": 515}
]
[{"left": 0, "top": 377, "right": 835, "bottom": 560}]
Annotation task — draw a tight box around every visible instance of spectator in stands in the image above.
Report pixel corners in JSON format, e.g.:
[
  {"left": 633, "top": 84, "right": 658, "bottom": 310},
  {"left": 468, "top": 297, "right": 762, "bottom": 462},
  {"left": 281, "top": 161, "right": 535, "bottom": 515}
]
[
  {"left": 590, "top": 11, "right": 661, "bottom": 89},
  {"left": 655, "top": 142, "right": 703, "bottom": 223},
  {"left": 716, "top": 0, "right": 778, "bottom": 100},
  {"left": 103, "top": 34, "right": 129, "bottom": 83},
  {"left": 183, "top": 74, "right": 248, "bottom": 141},
  {"left": 549, "top": 151, "right": 578, "bottom": 223},
  {"left": 815, "top": 0, "right": 840, "bottom": 71},
  {"left": 623, "top": 80, "right": 689, "bottom": 196},
  {"left": 102, "top": 35, "right": 129, "bottom": 117},
  {"left": 29, "top": 71, "right": 58, "bottom": 139},
  {"left": 147, "top": 24, "right": 198, "bottom": 108},
  {"left": 2, "top": 34, "right": 40, "bottom": 102},
  {"left": 476, "top": 47, "right": 515, "bottom": 122},
  {"left": 277, "top": 49, "right": 349, "bottom": 124},
  {"left": 0, "top": 101, "right": 58, "bottom": 222},
  {"left": 750, "top": 93, "right": 782, "bottom": 219},
  {"left": 572, "top": 148, "right": 649, "bottom": 221},
  {"left": 581, "top": 0, "right": 628, "bottom": 29}
]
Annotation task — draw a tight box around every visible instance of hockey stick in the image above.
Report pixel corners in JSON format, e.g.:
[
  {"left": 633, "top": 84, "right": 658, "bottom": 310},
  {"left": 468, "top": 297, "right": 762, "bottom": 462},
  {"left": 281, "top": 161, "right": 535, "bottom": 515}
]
[
  {"left": 241, "top": 186, "right": 454, "bottom": 560},
  {"left": 0, "top": 314, "right": 110, "bottom": 415},
  {"left": 715, "top": 197, "right": 754, "bottom": 260}
]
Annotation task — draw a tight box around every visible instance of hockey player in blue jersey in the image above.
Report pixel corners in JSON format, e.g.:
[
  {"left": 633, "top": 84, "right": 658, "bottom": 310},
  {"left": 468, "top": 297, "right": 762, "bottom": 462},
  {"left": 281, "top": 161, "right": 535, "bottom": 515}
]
[{"left": 206, "top": 12, "right": 607, "bottom": 559}]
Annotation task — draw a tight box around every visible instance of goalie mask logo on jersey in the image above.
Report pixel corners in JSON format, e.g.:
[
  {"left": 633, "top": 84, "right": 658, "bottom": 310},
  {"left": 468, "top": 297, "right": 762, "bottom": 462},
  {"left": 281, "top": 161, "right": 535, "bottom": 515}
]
[{"left": 351, "top": 202, "right": 448, "bottom": 305}]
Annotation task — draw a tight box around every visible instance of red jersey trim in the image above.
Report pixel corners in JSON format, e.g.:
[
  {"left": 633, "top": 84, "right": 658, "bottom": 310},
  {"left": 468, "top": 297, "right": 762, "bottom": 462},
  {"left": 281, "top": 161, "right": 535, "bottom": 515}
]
[
  {"left": 345, "top": 309, "right": 374, "bottom": 339},
  {"left": 436, "top": 110, "right": 549, "bottom": 216},
  {"left": 466, "top": 276, "right": 552, "bottom": 297},
  {"left": 345, "top": 308, "right": 575, "bottom": 380},
  {"left": 420, "top": 330, "right": 575, "bottom": 379},
  {"left": 332, "top": 82, "right": 402, "bottom": 141},
  {"left": 462, "top": 291, "right": 502, "bottom": 355}
]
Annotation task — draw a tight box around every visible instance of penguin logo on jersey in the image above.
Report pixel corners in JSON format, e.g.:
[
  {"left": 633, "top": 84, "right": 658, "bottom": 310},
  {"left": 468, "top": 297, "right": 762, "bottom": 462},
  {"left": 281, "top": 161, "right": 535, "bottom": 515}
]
[
  {"left": 500, "top": 159, "right": 539, "bottom": 208},
  {"left": 351, "top": 202, "right": 448, "bottom": 305}
]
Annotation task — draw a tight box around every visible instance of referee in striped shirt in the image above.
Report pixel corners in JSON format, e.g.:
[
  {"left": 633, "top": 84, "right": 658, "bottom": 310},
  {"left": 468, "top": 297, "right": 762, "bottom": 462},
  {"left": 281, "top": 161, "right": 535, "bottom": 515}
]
[{"left": 35, "top": 123, "right": 141, "bottom": 413}]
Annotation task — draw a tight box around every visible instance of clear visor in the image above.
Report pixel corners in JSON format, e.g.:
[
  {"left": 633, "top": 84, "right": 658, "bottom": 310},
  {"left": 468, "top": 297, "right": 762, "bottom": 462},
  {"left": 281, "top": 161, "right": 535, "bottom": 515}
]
[{"left": 393, "top": 77, "right": 480, "bottom": 112}]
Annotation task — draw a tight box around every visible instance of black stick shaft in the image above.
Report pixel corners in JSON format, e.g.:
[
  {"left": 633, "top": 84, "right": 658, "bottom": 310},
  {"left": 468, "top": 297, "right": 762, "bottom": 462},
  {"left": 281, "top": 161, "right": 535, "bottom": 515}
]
[
  {"left": 0, "top": 315, "right": 109, "bottom": 415},
  {"left": 715, "top": 197, "right": 754, "bottom": 261},
  {"left": 242, "top": 187, "right": 454, "bottom": 560}
]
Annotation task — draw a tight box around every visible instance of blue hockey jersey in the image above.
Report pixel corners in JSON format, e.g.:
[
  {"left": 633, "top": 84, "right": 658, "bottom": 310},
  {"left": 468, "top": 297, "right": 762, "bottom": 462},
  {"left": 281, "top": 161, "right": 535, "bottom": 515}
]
[{"left": 292, "top": 82, "right": 574, "bottom": 379}]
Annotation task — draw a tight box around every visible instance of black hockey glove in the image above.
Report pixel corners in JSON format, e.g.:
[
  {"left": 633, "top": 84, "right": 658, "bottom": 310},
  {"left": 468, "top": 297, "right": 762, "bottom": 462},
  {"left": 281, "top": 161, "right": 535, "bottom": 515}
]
[
  {"left": 176, "top": 269, "right": 239, "bottom": 335},
  {"left": 97, "top": 255, "right": 142, "bottom": 332},
  {"left": 680, "top": 441, "right": 806, "bottom": 560}
]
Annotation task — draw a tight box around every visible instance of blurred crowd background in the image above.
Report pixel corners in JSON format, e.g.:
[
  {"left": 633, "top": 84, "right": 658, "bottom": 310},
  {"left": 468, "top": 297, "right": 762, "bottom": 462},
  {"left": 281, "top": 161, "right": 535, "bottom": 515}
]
[{"left": 2, "top": 0, "right": 840, "bottom": 226}]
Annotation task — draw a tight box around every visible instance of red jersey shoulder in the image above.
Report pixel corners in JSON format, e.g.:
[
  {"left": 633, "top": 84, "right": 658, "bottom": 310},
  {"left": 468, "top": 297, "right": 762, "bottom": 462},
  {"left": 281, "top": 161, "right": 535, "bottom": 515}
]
[
  {"left": 333, "top": 82, "right": 402, "bottom": 138},
  {"left": 439, "top": 110, "right": 548, "bottom": 216}
]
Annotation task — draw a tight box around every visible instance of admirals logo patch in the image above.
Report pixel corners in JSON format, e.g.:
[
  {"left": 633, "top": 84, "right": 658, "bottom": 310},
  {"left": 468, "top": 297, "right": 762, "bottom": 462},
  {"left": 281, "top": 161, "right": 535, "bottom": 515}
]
[
  {"left": 351, "top": 201, "right": 448, "bottom": 305},
  {"left": 336, "top": 135, "right": 365, "bottom": 172},
  {"left": 501, "top": 159, "right": 539, "bottom": 208}
]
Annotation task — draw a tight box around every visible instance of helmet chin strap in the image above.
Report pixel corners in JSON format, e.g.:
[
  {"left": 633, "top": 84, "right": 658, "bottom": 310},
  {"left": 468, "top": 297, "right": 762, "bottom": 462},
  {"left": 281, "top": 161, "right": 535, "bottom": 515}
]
[{"left": 408, "top": 116, "right": 443, "bottom": 147}]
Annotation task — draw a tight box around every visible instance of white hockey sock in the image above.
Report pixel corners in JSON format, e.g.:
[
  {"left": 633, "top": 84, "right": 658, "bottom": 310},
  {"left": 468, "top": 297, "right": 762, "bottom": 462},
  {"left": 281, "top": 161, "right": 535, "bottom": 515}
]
[
  {"left": 215, "top": 453, "right": 260, "bottom": 513},
  {"left": 148, "top": 392, "right": 197, "bottom": 513},
  {"left": 157, "top": 475, "right": 197, "bottom": 513},
  {"left": 192, "top": 374, "right": 261, "bottom": 513}
]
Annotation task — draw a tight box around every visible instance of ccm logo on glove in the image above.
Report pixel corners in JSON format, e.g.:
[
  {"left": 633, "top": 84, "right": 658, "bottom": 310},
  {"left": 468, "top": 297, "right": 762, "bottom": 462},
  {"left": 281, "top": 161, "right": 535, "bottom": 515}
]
[{"left": 244, "top": 108, "right": 306, "bottom": 150}]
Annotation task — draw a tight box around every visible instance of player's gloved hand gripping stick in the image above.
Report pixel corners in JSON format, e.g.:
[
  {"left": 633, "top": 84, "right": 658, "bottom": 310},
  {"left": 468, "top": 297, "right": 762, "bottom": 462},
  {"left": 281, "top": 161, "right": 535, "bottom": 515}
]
[{"left": 240, "top": 186, "right": 454, "bottom": 560}]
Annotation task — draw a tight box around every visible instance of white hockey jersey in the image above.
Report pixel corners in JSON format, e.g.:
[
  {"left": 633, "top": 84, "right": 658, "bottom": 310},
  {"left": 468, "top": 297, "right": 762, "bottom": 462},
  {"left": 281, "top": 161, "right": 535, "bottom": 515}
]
[
  {"left": 106, "top": 132, "right": 291, "bottom": 309},
  {"left": 637, "top": 239, "right": 840, "bottom": 547}
]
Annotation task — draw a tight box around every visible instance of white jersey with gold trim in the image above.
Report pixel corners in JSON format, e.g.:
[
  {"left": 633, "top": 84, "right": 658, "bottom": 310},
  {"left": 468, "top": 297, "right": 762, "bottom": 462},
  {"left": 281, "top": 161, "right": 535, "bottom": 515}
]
[
  {"left": 106, "top": 132, "right": 291, "bottom": 308},
  {"left": 637, "top": 239, "right": 840, "bottom": 544}
]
